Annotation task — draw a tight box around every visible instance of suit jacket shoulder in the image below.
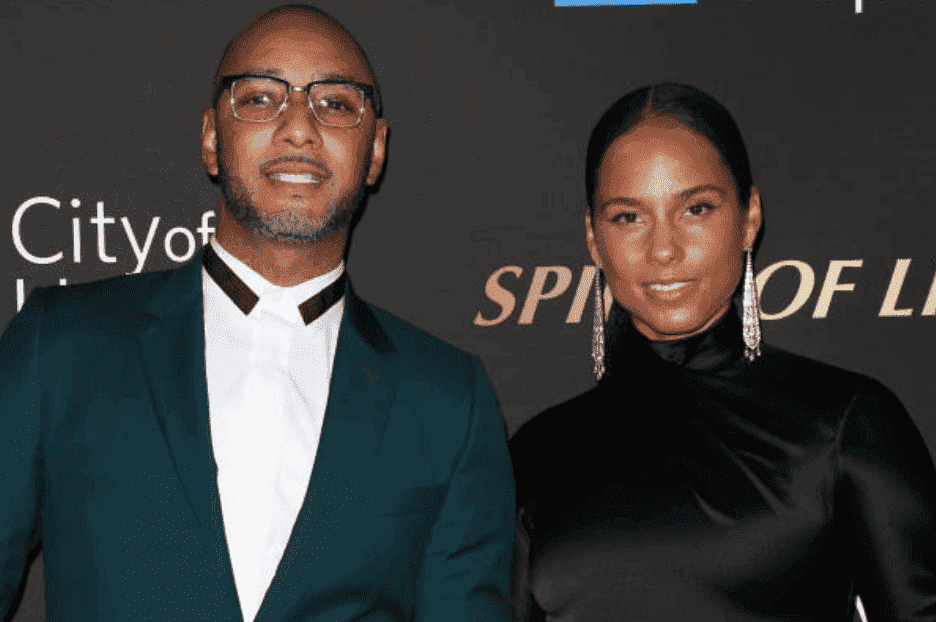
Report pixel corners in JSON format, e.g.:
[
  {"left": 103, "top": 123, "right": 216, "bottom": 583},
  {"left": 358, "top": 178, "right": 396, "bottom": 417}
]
[
  {"left": 23, "top": 258, "right": 488, "bottom": 410},
  {"left": 25, "top": 267, "right": 181, "bottom": 343},
  {"left": 364, "top": 302, "right": 481, "bottom": 388}
]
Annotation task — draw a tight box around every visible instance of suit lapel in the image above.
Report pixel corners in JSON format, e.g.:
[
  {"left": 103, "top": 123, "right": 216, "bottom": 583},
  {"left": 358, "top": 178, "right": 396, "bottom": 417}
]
[
  {"left": 138, "top": 248, "right": 241, "bottom": 614},
  {"left": 256, "top": 287, "right": 400, "bottom": 622}
]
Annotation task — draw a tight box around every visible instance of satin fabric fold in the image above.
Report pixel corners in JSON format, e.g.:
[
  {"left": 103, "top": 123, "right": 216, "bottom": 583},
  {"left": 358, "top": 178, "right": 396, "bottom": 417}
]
[{"left": 511, "top": 305, "right": 936, "bottom": 622}]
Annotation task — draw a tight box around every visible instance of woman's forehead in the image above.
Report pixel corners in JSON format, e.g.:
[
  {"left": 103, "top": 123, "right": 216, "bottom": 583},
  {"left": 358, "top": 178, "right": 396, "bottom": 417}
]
[{"left": 597, "top": 120, "right": 733, "bottom": 195}]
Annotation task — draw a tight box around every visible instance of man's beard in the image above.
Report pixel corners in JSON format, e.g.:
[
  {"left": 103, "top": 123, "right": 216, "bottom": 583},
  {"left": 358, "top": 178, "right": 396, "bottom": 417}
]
[{"left": 219, "top": 160, "right": 368, "bottom": 243}]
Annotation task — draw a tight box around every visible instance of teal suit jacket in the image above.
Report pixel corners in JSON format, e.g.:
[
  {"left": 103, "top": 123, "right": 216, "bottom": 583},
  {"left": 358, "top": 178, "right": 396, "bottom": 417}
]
[{"left": 0, "top": 248, "right": 515, "bottom": 621}]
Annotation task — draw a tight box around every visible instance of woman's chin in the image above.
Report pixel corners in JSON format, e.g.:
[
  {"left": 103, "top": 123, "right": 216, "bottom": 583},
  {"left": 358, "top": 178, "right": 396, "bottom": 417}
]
[{"left": 632, "top": 311, "right": 715, "bottom": 342}]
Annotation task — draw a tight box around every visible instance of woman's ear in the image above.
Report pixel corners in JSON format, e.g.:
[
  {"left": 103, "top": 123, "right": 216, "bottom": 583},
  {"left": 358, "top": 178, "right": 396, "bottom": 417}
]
[
  {"left": 585, "top": 208, "right": 601, "bottom": 267},
  {"left": 743, "top": 186, "right": 763, "bottom": 250}
]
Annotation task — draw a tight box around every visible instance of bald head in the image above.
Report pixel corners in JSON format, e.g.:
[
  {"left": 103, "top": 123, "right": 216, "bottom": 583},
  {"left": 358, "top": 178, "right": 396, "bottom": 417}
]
[{"left": 212, "top": 5, "right": 382, "bottom": 116}]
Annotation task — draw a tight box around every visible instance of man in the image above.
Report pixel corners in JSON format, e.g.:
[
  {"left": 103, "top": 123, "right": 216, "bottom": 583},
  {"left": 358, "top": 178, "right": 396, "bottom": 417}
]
[{"left": 0, "top": 5, "right": 514, "bottom": 621}]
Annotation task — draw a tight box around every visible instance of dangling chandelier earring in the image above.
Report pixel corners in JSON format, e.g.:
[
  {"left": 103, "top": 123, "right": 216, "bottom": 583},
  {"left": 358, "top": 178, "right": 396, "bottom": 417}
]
[
  {"left": 742, "top": 248, "right": 762, "bottom": 362},
  {"left": 592, "top": 266, "right": 606, "bottom": 380}
]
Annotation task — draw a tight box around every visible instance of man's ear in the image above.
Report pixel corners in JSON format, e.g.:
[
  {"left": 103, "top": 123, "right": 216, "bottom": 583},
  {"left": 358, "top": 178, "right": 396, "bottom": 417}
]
[
  {"left": 201, "top": 107, "right": 220, "bottom": 178},
  {"left": 366, "top": 118, "right": 388, "bottom": 186}
]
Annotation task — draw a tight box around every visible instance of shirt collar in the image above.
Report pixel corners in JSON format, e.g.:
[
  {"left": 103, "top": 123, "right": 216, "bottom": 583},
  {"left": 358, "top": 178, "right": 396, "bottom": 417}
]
[{"left": 209, "top": 237, "right": 345, "bottom": 325}]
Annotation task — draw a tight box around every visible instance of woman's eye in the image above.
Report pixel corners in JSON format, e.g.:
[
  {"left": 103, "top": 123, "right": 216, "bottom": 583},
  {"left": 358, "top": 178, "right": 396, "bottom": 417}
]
[{"left": 686, "top": 203, "right": 714, "bottom": 217}]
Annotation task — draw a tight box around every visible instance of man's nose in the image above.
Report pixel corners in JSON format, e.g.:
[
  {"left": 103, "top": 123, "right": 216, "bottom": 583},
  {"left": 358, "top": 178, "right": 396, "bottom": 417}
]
[{"left": 276, "top": 91, "right": 324, "bottom": 147}]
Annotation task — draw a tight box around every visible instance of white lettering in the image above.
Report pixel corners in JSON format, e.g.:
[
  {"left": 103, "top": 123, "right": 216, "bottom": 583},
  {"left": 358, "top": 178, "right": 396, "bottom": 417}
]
[
  {"left": 197, "top": 210, "right": 216, "bottom": 246},
  {"left": 121, "top": 217, "right": 162, "bottom": 274},
  {"left": 12, "top": 196, "right": 63, "bottom": 264},
  {"left": 72, "top": 218, "right": 81, "bottom": 263},
  {"left": 164, "top": 226, "right": 196, "bottom": 263},
  {"left": 71, "top": 199, "right": 81, "bottom": 263},
  {"left": 89, "top": 201, "right": 117, "bottom": 263}
]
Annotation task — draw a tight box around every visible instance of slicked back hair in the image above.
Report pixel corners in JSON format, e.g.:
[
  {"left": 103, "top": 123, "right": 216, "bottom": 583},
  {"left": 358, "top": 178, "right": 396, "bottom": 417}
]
[{"left": 585, "top": 83, "right": 753, "bottom": 219}]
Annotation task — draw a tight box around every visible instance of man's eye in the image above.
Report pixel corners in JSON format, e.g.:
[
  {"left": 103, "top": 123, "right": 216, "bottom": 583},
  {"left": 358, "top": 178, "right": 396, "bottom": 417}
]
[
  {"left": 239, "top": 92, "right": 278, "bottom": 107},
  {"left": 317, "top": 97, "right": 353, "bottom": 112},
  {"left": 614, "top": 211, "right": 640, "bottom": 224}
]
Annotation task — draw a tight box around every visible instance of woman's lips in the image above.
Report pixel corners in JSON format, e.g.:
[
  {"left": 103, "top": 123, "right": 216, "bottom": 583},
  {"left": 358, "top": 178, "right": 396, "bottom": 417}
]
[
  {"left": 647, "top": 281, "right": 690, "bottom": 291},
  {"left": 643, "top": 280, "right": 694, "bottom": 300}
]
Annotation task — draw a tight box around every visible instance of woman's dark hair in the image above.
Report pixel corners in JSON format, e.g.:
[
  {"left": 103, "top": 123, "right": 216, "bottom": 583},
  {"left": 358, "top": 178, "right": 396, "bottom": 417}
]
[
  {"left": 589, "top": 85, "right": 762, "bottom": 367},
  {"left": 585, "top": 83, "right": 754, "bottom": 217}
]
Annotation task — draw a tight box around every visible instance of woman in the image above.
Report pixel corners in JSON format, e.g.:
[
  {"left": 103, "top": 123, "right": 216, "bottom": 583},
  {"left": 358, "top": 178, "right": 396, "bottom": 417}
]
[{"left": 510, "top": 84, "right": 936, "bottom": 622}]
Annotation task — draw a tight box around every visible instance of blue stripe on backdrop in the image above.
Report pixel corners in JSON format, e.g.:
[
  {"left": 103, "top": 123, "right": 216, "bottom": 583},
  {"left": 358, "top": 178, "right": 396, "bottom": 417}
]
[{"left": 555, "top": 0, "right": 696, "bottom": 5}]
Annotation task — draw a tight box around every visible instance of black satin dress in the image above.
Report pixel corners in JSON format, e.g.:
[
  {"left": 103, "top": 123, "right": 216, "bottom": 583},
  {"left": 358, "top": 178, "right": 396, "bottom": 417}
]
[{"left": 510, "top": 307, "right": 936, "bottom": 622}]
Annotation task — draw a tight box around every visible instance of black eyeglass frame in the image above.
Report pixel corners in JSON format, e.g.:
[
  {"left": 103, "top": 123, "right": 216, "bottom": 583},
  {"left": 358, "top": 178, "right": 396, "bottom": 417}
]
[{"left": 217, "top": 74, "right": 380, "bottom": 126}]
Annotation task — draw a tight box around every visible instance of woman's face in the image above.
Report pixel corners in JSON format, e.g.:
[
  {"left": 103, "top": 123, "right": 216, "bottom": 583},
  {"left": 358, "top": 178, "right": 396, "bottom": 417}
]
[{"left": 586, "top": 116, "right": 761, "bottom": 341}]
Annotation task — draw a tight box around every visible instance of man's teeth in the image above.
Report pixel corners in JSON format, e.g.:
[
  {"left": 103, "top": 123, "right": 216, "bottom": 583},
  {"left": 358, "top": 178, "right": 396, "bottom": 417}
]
[
  {"left": 648, "top": 281, "right": 690, "bottom": 291},
  {"left": 269, "top": 173, "right": 321, "bottom": 183}
]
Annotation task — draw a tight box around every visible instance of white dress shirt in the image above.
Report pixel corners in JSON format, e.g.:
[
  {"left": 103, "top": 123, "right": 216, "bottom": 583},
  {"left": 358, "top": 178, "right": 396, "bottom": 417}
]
[{"left": 202, "top": 238, "right": 344, "bottom": 622}]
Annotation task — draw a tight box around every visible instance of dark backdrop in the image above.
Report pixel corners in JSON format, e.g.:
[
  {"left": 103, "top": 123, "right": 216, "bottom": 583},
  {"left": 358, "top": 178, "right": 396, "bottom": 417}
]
[{"left": 2, "top": 0, "right": 934, "bottom": 619}]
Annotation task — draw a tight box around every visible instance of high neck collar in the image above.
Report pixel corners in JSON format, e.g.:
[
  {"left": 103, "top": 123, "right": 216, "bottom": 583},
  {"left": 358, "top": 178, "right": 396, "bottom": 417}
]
[{"left": 603, "top": 302, "right": 746, "bottom": 378}]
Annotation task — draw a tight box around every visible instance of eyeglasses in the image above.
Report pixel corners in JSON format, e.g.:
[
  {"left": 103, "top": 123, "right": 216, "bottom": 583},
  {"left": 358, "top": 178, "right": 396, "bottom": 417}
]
[{"left": 219, "top": 74, "right": 377, "bottom": 127}]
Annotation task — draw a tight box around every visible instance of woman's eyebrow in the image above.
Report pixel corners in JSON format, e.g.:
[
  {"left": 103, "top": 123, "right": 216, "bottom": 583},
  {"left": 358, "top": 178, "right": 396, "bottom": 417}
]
[
  {"left": 600, "top": 196, "right": 641, "bottom": 210},
  {"left": 678, "top": 184, "right": 726, "bottom": 200}
]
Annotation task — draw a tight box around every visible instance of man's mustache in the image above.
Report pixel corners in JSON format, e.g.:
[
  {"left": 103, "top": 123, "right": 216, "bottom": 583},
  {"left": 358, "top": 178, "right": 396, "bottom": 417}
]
[{"left": 259, "top": 154, "right": 332, "bottom": 179}]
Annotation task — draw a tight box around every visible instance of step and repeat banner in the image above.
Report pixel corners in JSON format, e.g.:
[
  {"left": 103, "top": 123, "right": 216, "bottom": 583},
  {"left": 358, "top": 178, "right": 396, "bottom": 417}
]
[{"left": 2, "top": 0, "right": 934, "bottom": 617}]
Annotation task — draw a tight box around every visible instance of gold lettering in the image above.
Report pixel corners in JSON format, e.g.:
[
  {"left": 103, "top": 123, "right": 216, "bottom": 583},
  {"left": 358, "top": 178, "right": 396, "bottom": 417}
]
[
  {"left": 878, "top": 258, "right": 914, "bottom": 317},
  {"left": 921, "top": 270, "right": 936, "bottom": 316},
  {"left": 518, "top": 266, "right": 573, "bottom": 325},
  {"left": 813, "top": 260, "right": 863, "bottom": 318},
  {"left": 473, "top": 265, "right": 523, "bottom": 326},
  {"left": 565, "top": 265, "right": 597, "bottom": 324},
  {"left": 756, "top": 260, "right": 816, "bottom": 320}
]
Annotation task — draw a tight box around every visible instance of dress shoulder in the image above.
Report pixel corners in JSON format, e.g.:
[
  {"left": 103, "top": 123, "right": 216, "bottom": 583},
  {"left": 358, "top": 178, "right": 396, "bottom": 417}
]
[
  {"left": 510, "top": 387, "right": 604, "bottom": 456},
  {"left": 509, "top": 386, "right": 611, "bottom": 507},
  {"left": 756, "top": 343, "right": 871, "bottom": 409},
  {"left": 839, "top": 371, "right": 935, "bottom": 473},
  {"left": 830, "top": 363, "right": 936, "bottom": 621}
]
